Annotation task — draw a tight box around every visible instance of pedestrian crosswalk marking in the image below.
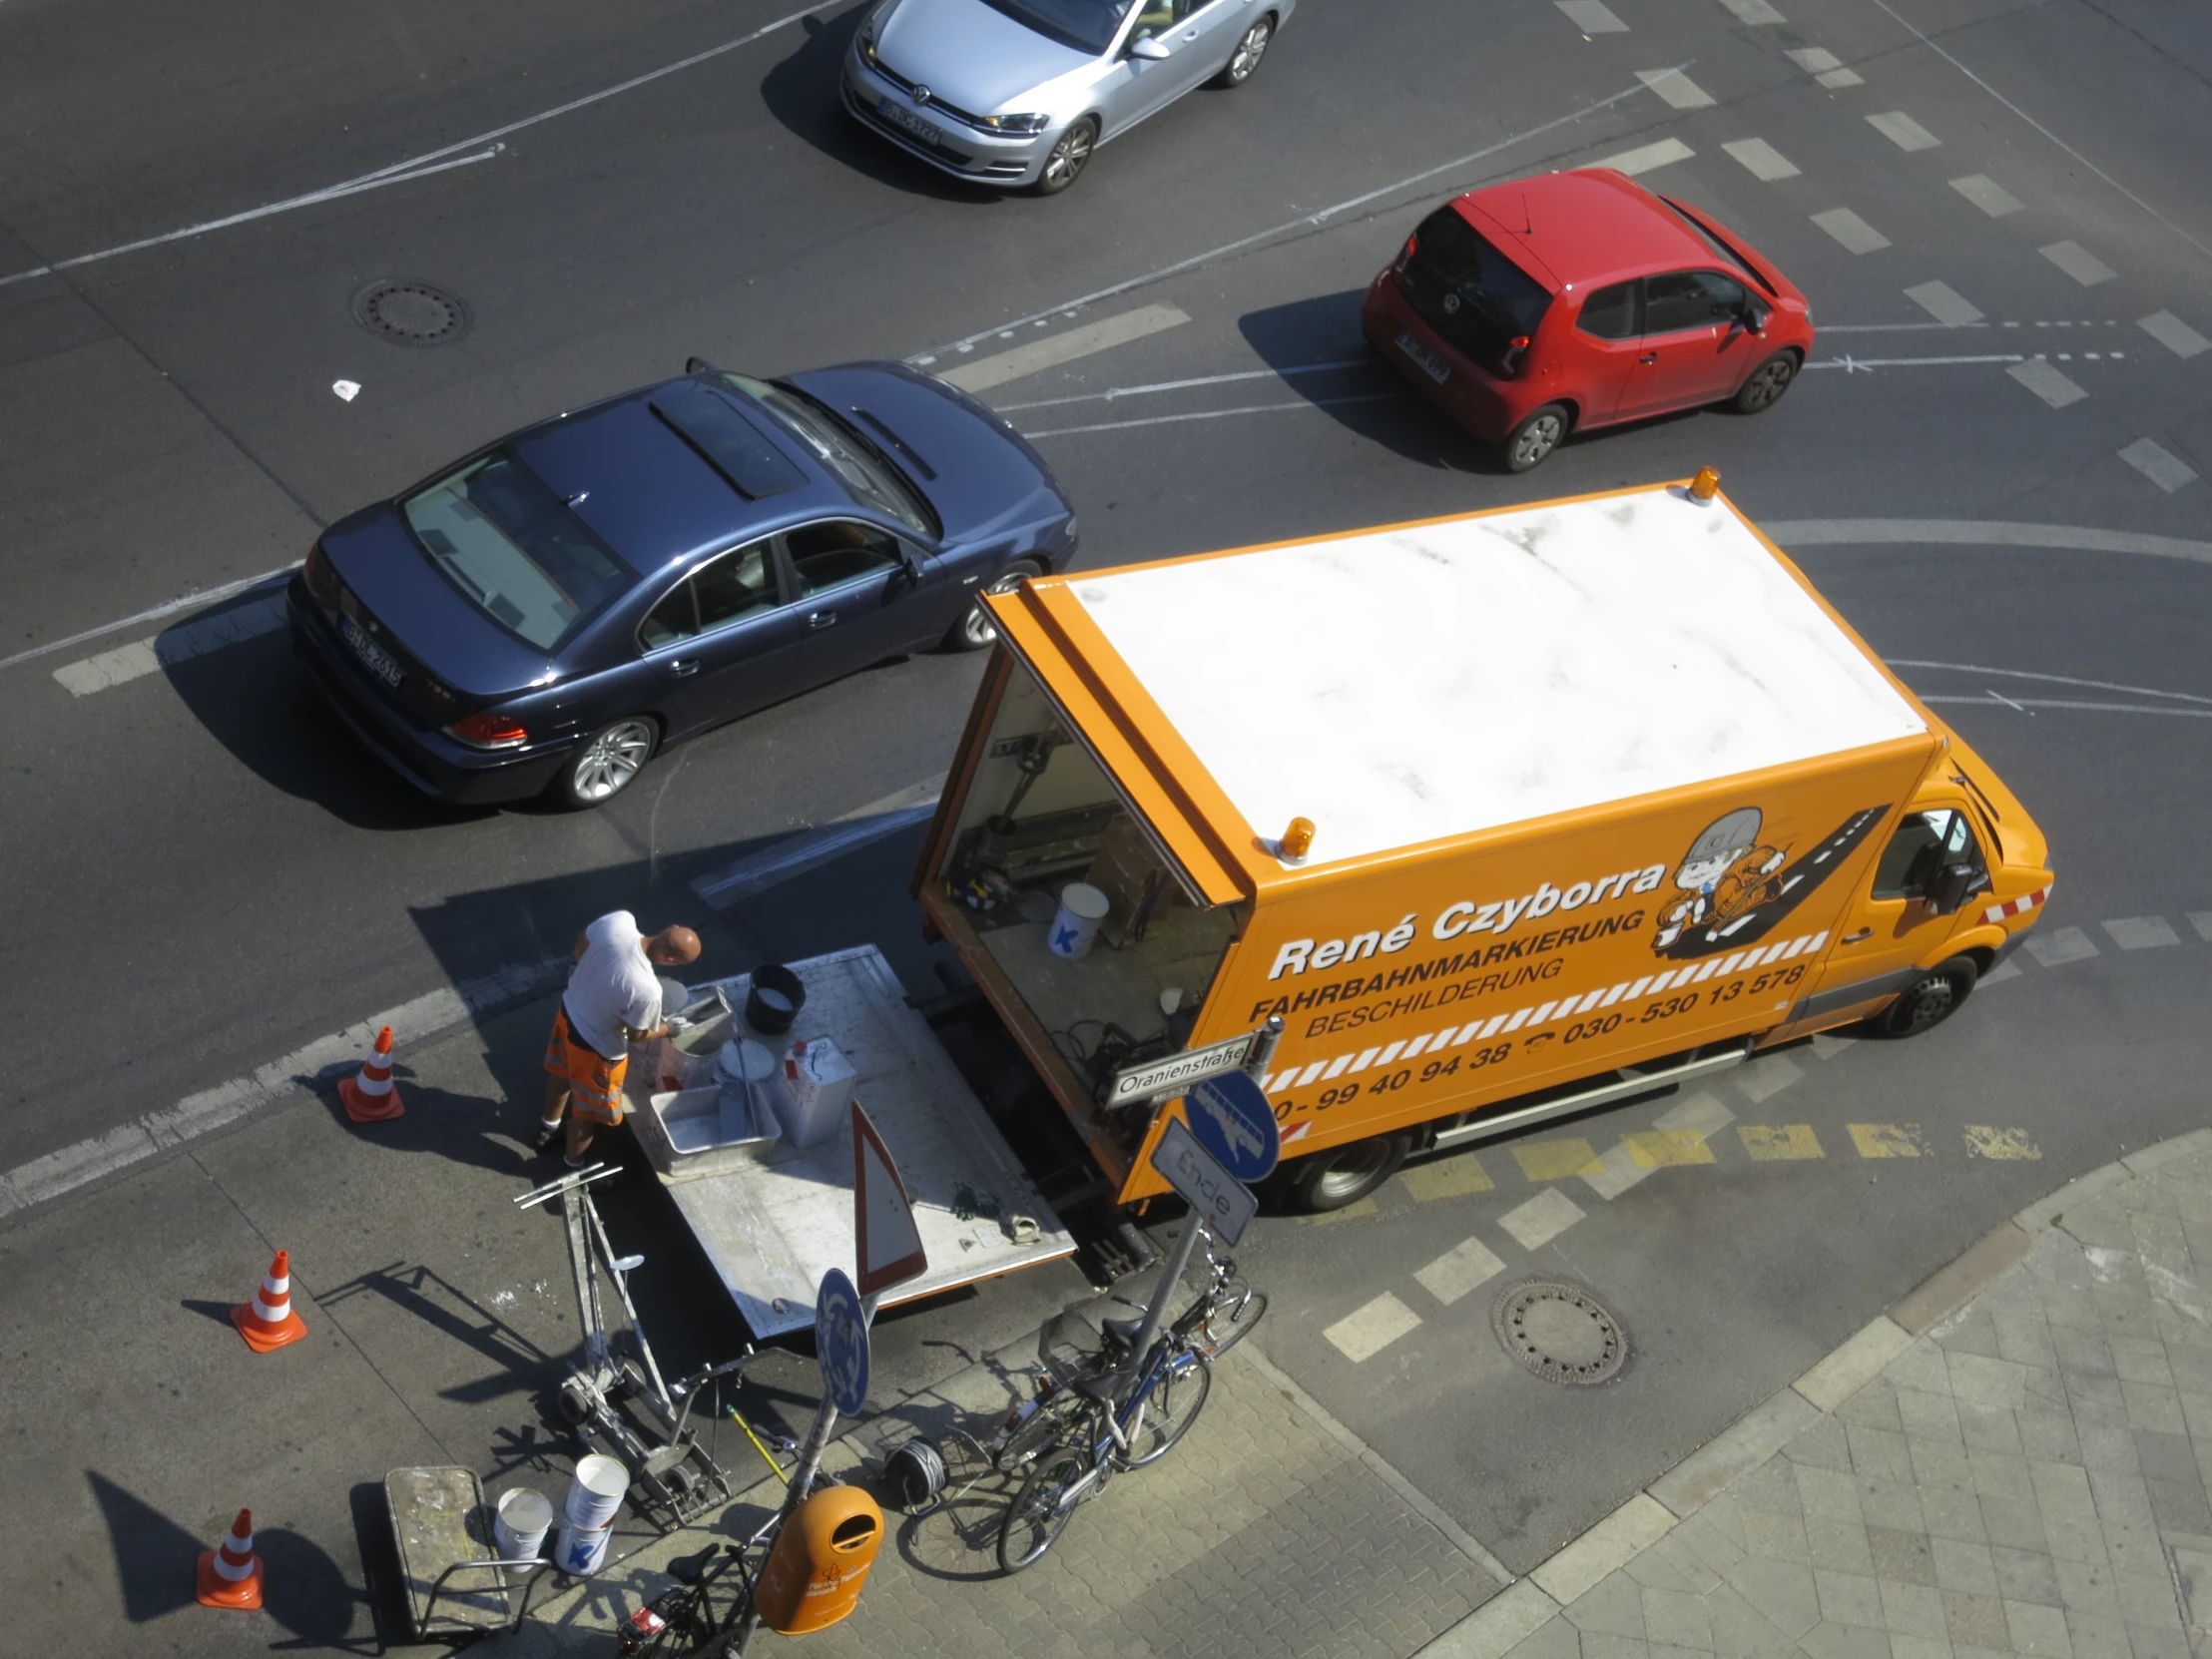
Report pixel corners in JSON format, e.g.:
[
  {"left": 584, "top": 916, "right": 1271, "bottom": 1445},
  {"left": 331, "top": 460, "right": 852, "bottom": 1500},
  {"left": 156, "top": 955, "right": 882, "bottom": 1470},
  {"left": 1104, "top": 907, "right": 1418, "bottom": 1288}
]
[
  {"left": 1850, "top": 1122, "right": 1928, "bottom": 1159},
  {"left": 1963, "top": 1126, "right": 2040, "bottom": 1160},
  {"left": 1513, "top": 1139, "right": 1598, "bottom": 1182},
  {"left": 1324, "top": 1293, "right": 1422, "bottom": 1363},
  {"left": 2102, "top": 916, "right": 2179, "bottom": 950},
  {"left": 1626, "top": 1130, "right": 1716, "bottom": 1168},
  {"left": 1581, "top": 1141, "right": 1656, "bottom": 1201},
  {"left": 1401, "top": 1154, "right": 1494, "bottom": 1203},
  {"left": 1740, "top": 1124, "right": 1825, "bottom": 1161}
]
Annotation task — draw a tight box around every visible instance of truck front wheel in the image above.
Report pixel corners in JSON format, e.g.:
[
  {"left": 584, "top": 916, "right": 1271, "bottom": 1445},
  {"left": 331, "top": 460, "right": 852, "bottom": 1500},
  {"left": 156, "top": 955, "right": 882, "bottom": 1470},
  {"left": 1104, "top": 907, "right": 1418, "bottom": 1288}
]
[
  {"left": 1277, "top": 1134, "right": 1410, "bottom": 1213},
  {"left": 1874, "top": 955, "right": 1978, "bottom": 1037}
]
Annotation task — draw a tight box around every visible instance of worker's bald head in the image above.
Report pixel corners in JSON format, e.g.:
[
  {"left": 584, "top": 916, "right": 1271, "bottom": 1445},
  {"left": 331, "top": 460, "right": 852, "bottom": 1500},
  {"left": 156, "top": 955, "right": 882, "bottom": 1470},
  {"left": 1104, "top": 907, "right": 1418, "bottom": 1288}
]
[{"left": 647, "top": 925, "right": 703, "bottom": 966}]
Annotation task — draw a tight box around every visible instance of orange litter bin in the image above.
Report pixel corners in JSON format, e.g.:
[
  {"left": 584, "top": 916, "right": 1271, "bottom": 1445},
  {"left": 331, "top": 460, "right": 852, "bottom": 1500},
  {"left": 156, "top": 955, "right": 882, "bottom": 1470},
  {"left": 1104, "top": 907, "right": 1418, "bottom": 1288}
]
[{"left": 754, "top": 1486, "right": 883, "bottom": 1635}]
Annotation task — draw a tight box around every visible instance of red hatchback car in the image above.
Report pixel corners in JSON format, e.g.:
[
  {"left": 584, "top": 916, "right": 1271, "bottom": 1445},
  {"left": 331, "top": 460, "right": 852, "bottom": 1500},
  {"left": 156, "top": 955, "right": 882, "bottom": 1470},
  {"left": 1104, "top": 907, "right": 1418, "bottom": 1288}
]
[{"left": 1363, "top": 168, "right": 1815, "bottom": 471}]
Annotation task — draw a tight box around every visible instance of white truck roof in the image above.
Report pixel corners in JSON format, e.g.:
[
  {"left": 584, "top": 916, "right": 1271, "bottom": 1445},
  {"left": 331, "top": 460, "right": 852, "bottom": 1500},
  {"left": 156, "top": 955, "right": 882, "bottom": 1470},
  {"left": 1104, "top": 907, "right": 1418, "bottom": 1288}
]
[{"left": 1067, "top": 486, "right": 1928, "bottom": 867}]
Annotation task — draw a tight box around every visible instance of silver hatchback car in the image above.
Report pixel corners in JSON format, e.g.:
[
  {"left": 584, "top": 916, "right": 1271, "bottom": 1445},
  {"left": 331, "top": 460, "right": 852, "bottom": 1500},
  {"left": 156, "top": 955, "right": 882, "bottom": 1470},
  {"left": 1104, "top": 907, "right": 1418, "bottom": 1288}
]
[{"left": 843, "top": 0, "right": 1292, "bottom": 194}]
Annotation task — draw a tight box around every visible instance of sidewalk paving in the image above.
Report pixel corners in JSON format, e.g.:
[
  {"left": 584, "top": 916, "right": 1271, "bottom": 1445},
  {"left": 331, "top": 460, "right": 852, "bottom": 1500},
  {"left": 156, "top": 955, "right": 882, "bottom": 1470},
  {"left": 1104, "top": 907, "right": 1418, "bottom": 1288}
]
[{"left": 1430, "top": 1128, "right": 2212, "bottom": 1659}]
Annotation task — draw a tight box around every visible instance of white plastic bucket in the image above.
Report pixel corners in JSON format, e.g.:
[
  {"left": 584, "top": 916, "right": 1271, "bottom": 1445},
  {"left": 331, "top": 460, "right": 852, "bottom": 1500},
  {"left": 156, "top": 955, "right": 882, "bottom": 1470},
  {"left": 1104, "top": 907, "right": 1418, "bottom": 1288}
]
[
  {"left": 554, "top": 1519, "right": 613, "bottom": 1576},
  {"left": 1049, "top": 882, "right": 1110, "bottom": 960},
  {"left": 563, "top": 1454, "right": 629, "bottom": 1530},
  {"left": 492, "top": 1486, "right": 555, "bottom": 1564}
]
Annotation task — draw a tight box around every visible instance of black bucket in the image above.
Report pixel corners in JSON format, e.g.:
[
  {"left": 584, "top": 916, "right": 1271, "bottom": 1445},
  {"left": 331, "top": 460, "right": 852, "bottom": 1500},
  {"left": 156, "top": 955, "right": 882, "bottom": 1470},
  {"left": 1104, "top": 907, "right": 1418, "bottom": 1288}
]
[{"left": 745, "top": 963, "right": 807, "bottom": 1035}]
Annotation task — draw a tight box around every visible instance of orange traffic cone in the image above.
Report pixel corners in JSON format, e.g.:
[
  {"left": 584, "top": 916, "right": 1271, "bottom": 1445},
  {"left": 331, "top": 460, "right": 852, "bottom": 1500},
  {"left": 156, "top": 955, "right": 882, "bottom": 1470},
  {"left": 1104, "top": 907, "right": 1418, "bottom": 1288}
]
[
  {"left": 231, "top": 1250, "right": 308, "bottom": 1354},
  {"left": 197, "top": 1508, "right": 264, "bottom": 1610},
  {"left": 339, "top": 1024, "right": 405, "bottom": 1122}
]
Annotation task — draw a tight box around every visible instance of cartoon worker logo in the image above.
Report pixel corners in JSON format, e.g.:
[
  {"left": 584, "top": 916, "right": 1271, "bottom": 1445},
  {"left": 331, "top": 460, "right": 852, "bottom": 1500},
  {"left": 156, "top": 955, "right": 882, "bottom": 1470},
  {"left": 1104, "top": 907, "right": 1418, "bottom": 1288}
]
[
  {"left": 1652, "top": 804, "right": 1892, "bottom": 960},
  {"left": 1653, "top": 808, "right": 1788, "bottom": 952}
]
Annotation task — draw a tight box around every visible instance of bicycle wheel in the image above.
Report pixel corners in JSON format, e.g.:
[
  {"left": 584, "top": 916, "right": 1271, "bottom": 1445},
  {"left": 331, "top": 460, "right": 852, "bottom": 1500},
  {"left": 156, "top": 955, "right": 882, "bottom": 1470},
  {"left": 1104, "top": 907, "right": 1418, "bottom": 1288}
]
[
  {"left": 1196, "top": 1284, "right": 1269, "bottom": 1359},
  {"left": 997, "top": 1444, "right": 1088, "bottom": 1573},
  {"left": 1115, "top": 1350, "right": 1212, "bottom": 1469}
]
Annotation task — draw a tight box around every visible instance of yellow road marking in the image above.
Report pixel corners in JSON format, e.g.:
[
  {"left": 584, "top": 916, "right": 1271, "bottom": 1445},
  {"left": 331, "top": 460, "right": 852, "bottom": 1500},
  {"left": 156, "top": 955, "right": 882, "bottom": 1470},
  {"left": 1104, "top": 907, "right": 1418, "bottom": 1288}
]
[
  {"left": 1513, "top": 1138, "right": 1599, "bottom": 1181},
  {"left": 1963, "top": 1126, "right": 2041, "bottom": 1160},
  {"left": 1849, "top": 1122, "right": 1928, "bottom": 1159},
  {"left": 1401, "top": 1154, "right": 1494, "bottom": 1202},
  {"left": 1301, "top": 1196, "right": 1380, "bottom": 1226},
  {"left": 1738, "top": 1124, "right": 1825, "bottom": 1161},
  {"left": 1624, "top": 1129, "right": 1716, "bottom": 1168}
]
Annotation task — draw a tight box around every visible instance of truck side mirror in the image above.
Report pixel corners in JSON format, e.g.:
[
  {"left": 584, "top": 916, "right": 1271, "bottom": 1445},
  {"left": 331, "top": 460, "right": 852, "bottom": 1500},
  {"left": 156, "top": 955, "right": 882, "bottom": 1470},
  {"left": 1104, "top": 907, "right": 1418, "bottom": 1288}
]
[{"left": 1925, "top": 863, "right": 1979, "bottom": 915}]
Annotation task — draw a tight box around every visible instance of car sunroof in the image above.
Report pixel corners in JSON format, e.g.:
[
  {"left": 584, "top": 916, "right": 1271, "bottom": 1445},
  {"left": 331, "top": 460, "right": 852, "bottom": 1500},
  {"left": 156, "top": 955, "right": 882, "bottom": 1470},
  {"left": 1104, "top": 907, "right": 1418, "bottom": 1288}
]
[{"left": 650, "top": 382, "right": 809, "bottom": 499}]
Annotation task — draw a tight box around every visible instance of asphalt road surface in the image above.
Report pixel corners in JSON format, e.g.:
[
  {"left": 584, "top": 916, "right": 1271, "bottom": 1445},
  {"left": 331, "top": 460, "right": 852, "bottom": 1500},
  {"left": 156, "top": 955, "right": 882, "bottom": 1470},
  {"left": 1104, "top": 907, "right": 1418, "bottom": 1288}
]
[{"left": 4, "top": 0, "right": 2209, "bottom": 1609}]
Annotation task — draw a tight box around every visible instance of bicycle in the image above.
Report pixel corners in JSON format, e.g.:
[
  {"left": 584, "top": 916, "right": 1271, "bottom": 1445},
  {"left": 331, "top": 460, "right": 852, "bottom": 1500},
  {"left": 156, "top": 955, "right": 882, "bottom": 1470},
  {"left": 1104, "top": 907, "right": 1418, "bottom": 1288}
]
[
  {"left": 991, "top": 1230, "right": 1266, "bottom": 1474},
  {"left": 994, "top": 1329, "right": 1213, "bottom": 1573}
]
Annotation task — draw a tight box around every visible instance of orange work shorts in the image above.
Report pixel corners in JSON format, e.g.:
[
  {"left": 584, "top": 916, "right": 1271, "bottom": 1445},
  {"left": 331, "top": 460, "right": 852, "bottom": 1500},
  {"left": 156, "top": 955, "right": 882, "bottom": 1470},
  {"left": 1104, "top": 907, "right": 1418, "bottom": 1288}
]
[{"left": 545, "top": 1006, "right": 628, "bottom": 1124}]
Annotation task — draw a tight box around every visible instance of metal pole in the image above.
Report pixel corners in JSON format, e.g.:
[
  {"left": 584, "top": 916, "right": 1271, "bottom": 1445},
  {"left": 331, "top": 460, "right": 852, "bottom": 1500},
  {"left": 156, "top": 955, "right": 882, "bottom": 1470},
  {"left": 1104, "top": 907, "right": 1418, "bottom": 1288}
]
[
  {"left": 1121, "top": 1216, "right": 1202, "bottom": 1383},
  {"left": 1246, "top": 1014, "right": 1285, "bottom": 1081}
]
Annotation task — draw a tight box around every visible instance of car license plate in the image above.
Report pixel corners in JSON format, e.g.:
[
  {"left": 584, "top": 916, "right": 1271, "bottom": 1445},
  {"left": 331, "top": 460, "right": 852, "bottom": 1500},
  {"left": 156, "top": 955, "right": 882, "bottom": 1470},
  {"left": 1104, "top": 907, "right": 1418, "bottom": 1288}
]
[
  {"left": 877, "top": 95, "right": 946, "bottom": 147},
  {"left": 1396, "top": 329, "right": 1450, "bottom": 384},
  {"left": 339, "top": 615, "right": 404, "bottom": 689}
]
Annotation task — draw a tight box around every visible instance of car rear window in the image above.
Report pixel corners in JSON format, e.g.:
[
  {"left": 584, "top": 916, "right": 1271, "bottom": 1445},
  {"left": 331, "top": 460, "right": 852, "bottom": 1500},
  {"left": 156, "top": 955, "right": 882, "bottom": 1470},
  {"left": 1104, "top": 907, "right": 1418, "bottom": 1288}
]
[
  {"left": 651, "top": 383, "right": 809, "bottom": 500},
  {"left": 1658, "top": 199, "right": 1777, "bottom": 297},
  {"left": 1396, "top": 207, "right": 1554, "bottom": 375},
  {"left": 402, "top": 454, "right": 637, "bottom": 651}
]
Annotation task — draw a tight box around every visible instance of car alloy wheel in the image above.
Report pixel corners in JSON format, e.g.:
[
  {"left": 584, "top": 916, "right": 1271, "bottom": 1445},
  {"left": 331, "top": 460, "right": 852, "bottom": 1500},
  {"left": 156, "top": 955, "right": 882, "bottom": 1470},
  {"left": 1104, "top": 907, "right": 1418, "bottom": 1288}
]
[
  {"left": 1504, "top": 404, "right": 1569, "bottom": 473},
  {"left": 1218, "top": 18, "right": 1273, "bottom": 85},
  {"left": 560, "top": 717, "right": 657, "bottom": 808},
  {"left": 1734, "top": 351, "right": 1799, "bottom": 414},
  {"left": 951, "top": 560, "right": 1042, "bottom": 650},
  {"left": 1035, "top": 119, "right": 1097, "bottom": 196},
  {"left": 1878, "top": 956, "right": 1977, "bottom": 1038}
]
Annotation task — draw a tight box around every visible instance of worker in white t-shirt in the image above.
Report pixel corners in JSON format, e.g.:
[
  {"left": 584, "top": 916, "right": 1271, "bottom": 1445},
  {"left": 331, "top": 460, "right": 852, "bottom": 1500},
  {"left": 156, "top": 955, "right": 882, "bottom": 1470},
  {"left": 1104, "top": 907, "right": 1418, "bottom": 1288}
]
[{"left": 538, "top": 912, "right": 703, "bottom": 1166}]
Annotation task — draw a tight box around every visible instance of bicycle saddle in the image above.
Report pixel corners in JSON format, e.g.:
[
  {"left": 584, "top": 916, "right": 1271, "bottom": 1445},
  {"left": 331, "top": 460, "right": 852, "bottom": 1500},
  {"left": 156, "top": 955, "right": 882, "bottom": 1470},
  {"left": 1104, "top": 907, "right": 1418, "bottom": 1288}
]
[
  {"left": 1073, "top": 1371, "right": 1128, "bottom": 1405},
  {"left": 668, "top": 1546, "right": 723, "bottom": 1585},
  {"left": 1100, "top": 1313, "right": 1145, "bottom": 1349}
]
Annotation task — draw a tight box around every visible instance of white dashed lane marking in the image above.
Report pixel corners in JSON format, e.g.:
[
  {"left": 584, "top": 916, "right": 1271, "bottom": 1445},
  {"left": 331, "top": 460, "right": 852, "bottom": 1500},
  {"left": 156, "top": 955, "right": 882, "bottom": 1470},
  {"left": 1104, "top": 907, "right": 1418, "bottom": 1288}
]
[
  {"left": 1556, "top": 0, "right": 1628, "bottom": 33},
  {"left": 1413, "top": 1238, "right": 1507, "bottom": 1307},
  {"left": 1718, "top": 0, "right": 1787, "bottom": 23},
  {"left": 2103, "top": 916, "right": 2181, "bottom": 950},
  {"left": 1654, "top": 1093, "right": 1736, "bottom": 1137},
  {"left": 1500, "top": 1189, "right": 1585, "bottom": 1251},
  {"left": 1734, "top": 1057, "right": 1804, "bottom": 1104},
  {"left": 1787, "top": 47, "right": 1863, "bottom": 88},
  {"left": 1906, "top": 281, "right": 1983, "bottom": 327},
  {"left": 1812, "top": 208, "right": 1891, "bottom": 254},
  {"left": 2041, "top": 241, "right": 2118, "bottom": 286},
  {"left": 2026, "top": 925, "right": 2100, "bottom": 967},
  {"left": 2192, "top": 913, "right": 2212, "bottom": 942},
  {"left": 1324, "top": 1293, "right": 1423, "bottom": 1363},
  {"left": 933, "top": 303, "right": 1188, "bottom": 393},
  {"left": 52, "top": 592, "right": 287, "bottom": 697},
  {"left": 2008, "top": 359, "right": 2088, "bottom": 407},
  {"left": 1950, "top": 174, "right": 2023, "bottom": 217},
  {"left": 2118, "top": 439, "right": 2199, "bottom": 494},
  {"left": 2139, "top": 310, "right": 2211, "bottom": 358},
  {"left": 1723, "top": 138, "right": 1801, "bottom": 181},
  {"left": 1867, "top": 111, "right": 1941, "bottom": 152},
  {"left": 1638, "top": 68, "right": 1716, "bottom": 110},
  {"left": 1598, "top": 138, "right": 1696, "bottom": 177}
]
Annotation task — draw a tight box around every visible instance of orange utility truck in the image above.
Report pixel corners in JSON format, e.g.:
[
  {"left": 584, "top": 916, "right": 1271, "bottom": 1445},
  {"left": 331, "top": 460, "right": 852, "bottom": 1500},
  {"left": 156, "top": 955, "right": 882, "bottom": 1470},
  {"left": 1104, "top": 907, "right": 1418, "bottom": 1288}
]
[{"left": 913, "top": 475, "right": 2054, "bottom": 1212}]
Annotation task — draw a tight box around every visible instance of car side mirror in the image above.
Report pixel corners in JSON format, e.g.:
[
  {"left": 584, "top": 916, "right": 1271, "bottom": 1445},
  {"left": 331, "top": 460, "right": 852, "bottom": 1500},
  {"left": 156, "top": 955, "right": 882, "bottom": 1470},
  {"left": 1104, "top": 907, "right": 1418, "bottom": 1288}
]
[
  {"left": 1740, "top": 302, "right": 1768, "bottom": 336},
  {"left": 1129, "top": 36, "right": 1171, "bottom": 60},
  {"left": 1925, "top": 862, "right": 1981, "bottom": 916}
]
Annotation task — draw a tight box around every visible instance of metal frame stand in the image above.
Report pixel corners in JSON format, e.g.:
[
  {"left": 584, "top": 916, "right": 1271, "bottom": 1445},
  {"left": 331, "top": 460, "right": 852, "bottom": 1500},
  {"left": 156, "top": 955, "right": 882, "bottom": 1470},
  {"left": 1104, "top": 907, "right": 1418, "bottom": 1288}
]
[{"left": 516, "top": 1163, "right": 743, "bottom": 1529}]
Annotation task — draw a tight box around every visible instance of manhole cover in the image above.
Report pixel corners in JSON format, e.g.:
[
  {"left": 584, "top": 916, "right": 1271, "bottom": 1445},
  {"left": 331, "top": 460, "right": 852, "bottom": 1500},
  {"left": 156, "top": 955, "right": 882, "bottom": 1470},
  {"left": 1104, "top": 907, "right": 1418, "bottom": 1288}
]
[
  {"left": 1490, "top": 1281, "right": 1628, "bottom": 1385},
  {"left": 351, "top": 278, "right": 470, "bottom": 346}
]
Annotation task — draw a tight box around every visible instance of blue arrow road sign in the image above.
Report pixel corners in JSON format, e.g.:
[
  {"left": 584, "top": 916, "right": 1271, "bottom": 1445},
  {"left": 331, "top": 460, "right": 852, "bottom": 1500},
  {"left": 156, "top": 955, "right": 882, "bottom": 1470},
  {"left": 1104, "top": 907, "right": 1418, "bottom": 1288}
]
[
  {"left": 1185, "top": 1070, "right": 1279, "bottom": 1184},
  {"left": 815, "top": 1267, "right": 870, "bottom": 1415}
]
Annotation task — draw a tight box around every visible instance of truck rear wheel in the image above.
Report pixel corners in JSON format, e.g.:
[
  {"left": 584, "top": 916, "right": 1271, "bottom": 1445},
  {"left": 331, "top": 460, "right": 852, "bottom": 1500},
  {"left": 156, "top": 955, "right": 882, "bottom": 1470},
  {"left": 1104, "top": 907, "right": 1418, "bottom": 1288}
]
[
  {"left": 1873, "top": 955, "right": 1978, "bottom": 1037},
  {"left": 1278, "top": 1133, "right": 1410, "bottom": 1213}
]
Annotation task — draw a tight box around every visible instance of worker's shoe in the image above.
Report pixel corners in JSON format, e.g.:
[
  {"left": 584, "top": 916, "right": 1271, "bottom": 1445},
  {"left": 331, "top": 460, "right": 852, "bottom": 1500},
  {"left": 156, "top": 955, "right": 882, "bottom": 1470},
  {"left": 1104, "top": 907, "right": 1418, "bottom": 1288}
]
[{"left": 531, "top": 1117, "right": 563, "bottom": 1150}]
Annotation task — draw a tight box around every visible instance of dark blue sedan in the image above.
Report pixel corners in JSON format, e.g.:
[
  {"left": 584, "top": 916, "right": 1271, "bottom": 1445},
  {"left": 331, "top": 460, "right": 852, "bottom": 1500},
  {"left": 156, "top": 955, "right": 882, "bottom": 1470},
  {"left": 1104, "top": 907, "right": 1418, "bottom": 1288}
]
[{"left": 289, "top": 359, "right": 1077, "bottom": 807}]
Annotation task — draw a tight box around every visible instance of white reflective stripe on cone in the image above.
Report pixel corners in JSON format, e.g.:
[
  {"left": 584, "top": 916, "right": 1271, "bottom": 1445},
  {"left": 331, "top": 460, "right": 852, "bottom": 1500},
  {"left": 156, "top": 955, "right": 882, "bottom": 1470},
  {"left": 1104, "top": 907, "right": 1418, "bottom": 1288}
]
[
  {"left": 262, "top": 1274, "right": 290, "bottom": 1297},
  {"left": 215, "top": 1548, "right": 257, "bottom": 1579},
  {"left": 355, "top": 1070, "right": 392, "bottom": 1093},
  {"left": 253, "top": 1296, "right": 288, "bottom": 1322}
]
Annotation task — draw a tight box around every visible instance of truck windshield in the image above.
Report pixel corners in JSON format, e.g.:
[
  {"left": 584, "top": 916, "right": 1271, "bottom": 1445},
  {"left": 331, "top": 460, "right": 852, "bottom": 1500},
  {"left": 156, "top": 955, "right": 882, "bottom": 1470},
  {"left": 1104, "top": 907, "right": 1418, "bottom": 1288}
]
[
  {"left": 402, "top": 453, "right": 637, "bottom": 651},
  {"left": 1397, "top": 208, "right": 1554, "bottom": 375}
]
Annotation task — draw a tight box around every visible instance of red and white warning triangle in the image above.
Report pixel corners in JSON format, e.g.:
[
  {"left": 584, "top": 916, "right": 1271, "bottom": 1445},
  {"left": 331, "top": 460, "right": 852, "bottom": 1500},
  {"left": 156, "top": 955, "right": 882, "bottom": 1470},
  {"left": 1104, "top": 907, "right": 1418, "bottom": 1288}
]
[{"left": 852, "top": 1101, "right": 927, "bottom": 1297}]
